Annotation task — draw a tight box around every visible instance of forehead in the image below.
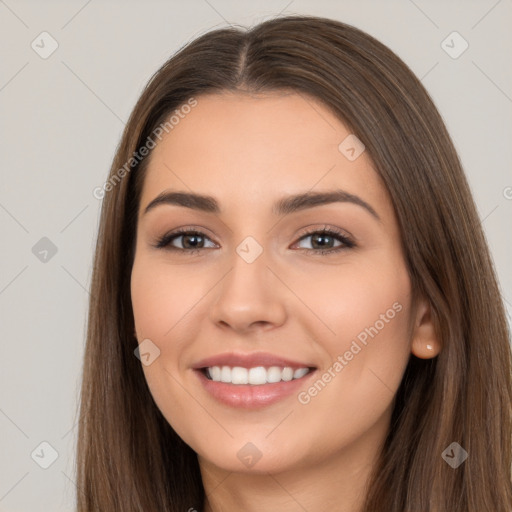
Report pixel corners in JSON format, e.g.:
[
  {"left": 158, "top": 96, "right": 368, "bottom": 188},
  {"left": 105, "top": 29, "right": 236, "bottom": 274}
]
[{"left": 139, "top": 91, "right": 391, "bottom": 218}]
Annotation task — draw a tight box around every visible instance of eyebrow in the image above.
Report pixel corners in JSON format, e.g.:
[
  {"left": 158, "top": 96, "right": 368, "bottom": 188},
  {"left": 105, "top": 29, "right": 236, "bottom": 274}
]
[{"left": 143, "top": 189, "right": 380, "bottom": 220}]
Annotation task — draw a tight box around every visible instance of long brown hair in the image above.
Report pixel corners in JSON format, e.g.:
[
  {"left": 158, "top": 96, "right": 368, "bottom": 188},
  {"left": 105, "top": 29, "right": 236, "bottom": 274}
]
[{"left": 76, "top": 14, "right": 512, "bottom": 511}]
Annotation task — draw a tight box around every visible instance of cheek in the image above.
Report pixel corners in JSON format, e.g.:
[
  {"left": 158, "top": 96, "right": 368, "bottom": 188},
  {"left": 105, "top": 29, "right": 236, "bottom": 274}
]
[
  {"left": 130, "top": 257, "right": 189, "bottom": 397},
  {"left": 303, "top": 257, "right": 410, "bottom": 342},
  {"left": 130, "top": 255, "right": 211, "bottom": 394},
  {"left": 306, "top": 254, "right": 413, "bottom": 392},
  {"left": 131, "top": 255, "right": 196, "bottom": 340},
  {"left": 308, "top": 257, "right": 412, "bottom": 401},
  {"left": 289, "top": 261, "right": 412, "bottom": 456},
  {"left": 130, "top": 258, "right": 198, "bottom": 426}
]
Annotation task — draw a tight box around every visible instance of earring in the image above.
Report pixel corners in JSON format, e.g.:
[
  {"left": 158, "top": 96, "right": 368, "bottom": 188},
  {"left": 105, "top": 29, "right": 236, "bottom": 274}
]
[{"left": 426, "top": 344, "right": 433, "bottom": 351}]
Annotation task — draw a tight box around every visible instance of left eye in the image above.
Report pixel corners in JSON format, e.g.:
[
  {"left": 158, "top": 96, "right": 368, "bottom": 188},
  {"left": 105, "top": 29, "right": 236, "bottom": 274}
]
[{"left": 295, "top": 230, "right": 352, "bottom": 251}]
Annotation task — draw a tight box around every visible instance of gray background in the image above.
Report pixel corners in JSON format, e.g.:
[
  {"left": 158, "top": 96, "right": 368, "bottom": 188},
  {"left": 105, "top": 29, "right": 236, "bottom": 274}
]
[{"left": 1, "top": 1, "right": 511, "bottom": 510}]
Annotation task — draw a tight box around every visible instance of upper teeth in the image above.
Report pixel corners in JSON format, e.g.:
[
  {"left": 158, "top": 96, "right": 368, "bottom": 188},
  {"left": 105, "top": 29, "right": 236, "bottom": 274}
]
[{"left": 206, "top": 366, "right": 310, "bottom": 385}]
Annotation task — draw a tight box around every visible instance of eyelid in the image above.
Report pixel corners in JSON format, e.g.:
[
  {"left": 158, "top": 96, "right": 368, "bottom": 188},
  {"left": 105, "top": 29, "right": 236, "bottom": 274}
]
[{"left": 295, "top": 224, "right": 354, "bottom": 242}]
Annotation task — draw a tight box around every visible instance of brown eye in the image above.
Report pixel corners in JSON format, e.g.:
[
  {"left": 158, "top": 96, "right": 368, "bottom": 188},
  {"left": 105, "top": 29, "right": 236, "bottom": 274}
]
[
  {"left": 155, "top": 230, "right": 216, "bottom": 251},
  {"left": 294, "top": 228, "right": 355, "bottom": 255}
]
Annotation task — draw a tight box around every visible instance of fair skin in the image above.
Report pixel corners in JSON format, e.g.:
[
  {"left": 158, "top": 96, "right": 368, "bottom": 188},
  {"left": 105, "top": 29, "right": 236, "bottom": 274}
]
[{"left": 130, "top": 91, "right": 440, "bottom": 512}]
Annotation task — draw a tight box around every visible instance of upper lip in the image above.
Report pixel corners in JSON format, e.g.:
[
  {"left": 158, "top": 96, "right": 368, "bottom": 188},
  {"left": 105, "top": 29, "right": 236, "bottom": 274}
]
[{"left": 192, "top": 352, "right": 316, "bottom": 370}]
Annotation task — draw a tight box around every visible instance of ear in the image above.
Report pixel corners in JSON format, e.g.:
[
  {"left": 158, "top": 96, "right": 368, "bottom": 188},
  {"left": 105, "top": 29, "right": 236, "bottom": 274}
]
[{"left": 410, "top": 298, "right": 441, "bottom": 359}]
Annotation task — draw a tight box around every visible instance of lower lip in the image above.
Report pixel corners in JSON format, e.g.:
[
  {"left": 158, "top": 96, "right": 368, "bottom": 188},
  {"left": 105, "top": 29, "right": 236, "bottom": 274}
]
[{"left": 195, "top": 369, "right": 316, "bottom": 409}]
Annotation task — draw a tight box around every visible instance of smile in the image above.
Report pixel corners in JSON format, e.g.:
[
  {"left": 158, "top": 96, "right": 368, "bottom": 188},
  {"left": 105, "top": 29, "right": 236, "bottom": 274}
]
[
  {"left": 204, "top": 365, "right": 311, "bottom": 385},
  {"left": 192, "top": 352, "right": 317, "bottom": 408}
]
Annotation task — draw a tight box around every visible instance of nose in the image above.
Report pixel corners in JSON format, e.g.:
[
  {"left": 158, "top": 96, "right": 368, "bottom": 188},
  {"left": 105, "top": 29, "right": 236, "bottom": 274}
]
[{"left": 208, "top": 245, "right": 287, "bottom": 334}]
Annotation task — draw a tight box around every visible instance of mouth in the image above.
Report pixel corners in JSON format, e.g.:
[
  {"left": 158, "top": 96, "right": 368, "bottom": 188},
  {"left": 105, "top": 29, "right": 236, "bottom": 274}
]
[
  {"left": 200, "top": 365, "right": 313, "bottom": 385},
  {"left": 192, "top": 352, "right": 317, "bottom": 408}
]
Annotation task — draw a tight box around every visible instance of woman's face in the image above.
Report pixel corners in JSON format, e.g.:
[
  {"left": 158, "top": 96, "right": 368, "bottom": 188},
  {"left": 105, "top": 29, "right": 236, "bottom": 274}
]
[{"left": 131, "top": 91, "right": 418, "bottom": 475}]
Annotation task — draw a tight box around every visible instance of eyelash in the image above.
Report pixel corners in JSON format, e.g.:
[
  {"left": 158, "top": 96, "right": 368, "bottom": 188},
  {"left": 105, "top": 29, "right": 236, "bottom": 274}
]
[{"left": 154, "top": 225, "right": 356, "bottom": 256}]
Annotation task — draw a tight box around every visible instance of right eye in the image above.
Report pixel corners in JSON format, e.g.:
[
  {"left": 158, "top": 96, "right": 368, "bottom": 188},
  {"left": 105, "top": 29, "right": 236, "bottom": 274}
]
[{"left": 154, "top": 229, "right": 217, "bottom": 253}]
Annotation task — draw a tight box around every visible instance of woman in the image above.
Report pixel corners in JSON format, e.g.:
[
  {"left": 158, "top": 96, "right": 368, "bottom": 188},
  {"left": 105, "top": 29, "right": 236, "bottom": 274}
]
[{"left": 77, "top": 14, "right": 512, "bottom": 511}]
